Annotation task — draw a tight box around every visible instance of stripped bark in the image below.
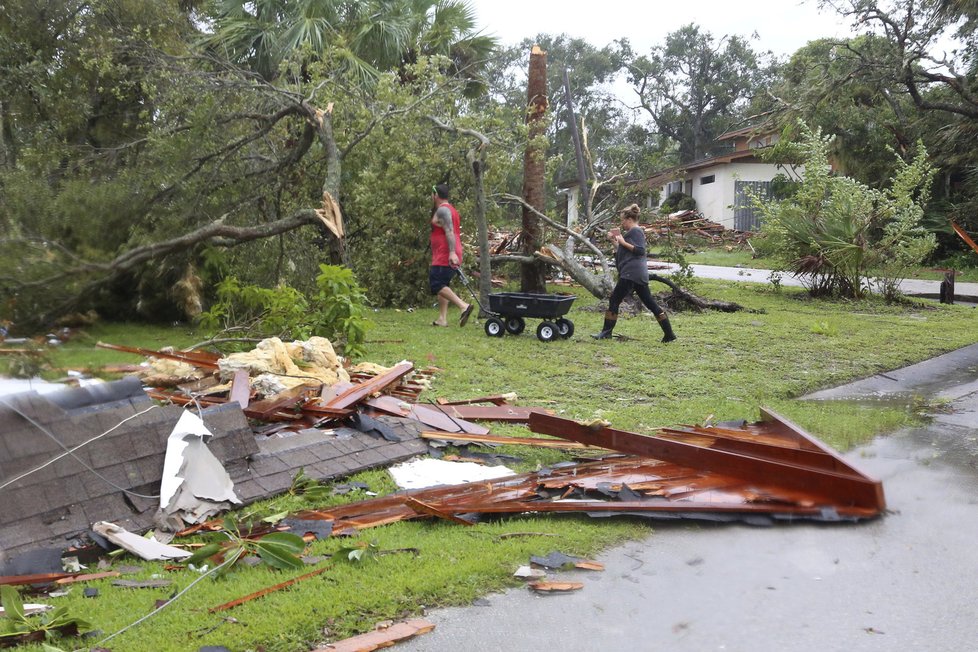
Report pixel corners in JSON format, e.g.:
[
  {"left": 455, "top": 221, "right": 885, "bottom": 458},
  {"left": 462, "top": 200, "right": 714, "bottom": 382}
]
[
  {"left": 495, "top": 194, "right": 743, "bottom": 312},
  {"left": 520, "top": 45, "right": 549, "bottom": 293}
]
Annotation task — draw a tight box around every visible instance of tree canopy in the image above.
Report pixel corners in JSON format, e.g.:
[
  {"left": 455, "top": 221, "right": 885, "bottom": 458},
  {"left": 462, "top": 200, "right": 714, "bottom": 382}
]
[{"left": 2, "top": 1, "right": 978, "bottom": 332}]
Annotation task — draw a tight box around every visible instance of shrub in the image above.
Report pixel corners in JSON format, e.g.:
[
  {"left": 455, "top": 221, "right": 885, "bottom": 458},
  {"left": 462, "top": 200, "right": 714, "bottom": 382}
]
[
  {"left": 198, "top": 265, "right": 371, "bottom": 358},
  {"left": 755, "top": 123, "right": 936, "bottom": 300}
]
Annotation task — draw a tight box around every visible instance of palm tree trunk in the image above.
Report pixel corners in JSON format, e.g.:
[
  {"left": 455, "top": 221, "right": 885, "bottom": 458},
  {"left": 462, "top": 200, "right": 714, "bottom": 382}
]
[{"left": 520, "top": 45, "right": 549, "bottom": 293}]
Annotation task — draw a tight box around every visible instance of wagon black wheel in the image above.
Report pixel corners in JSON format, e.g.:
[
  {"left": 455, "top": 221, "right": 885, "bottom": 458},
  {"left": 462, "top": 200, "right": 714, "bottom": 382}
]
[
  {"left": 556, "top": 318, "right": 574, "bottom": 339},
  {"left": 536, "top": 321, "right": 558, "bottom": 342},
  {"left": 485, "top": 318, "right": 505, "bottom": 337},
  {"left": 505, "top": 317, "right": 526, "bottom": 335}
]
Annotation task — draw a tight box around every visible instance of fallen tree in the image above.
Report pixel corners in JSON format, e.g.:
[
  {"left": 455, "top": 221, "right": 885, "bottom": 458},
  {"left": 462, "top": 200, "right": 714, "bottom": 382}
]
[{"left": 495, "top": 193, "right": 743, "bottom": 313}]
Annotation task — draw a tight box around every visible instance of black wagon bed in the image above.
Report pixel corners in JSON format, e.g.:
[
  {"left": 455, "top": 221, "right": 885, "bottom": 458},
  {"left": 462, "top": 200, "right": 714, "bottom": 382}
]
[
  {"left": 482, "top": 292, "right": 576, "bottom": 341},
  {"left": 487, "top": 292, "right": 575, "bottom": 319}
]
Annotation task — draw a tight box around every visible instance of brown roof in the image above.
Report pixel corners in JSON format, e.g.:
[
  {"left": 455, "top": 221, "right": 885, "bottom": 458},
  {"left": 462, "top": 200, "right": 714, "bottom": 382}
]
[{"left": 642, "top": 150, "right": 762, "bottom": 188}]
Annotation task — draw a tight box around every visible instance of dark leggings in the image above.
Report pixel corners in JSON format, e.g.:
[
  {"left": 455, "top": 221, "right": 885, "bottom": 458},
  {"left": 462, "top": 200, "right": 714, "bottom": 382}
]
[{"left": 609, "top": 278, "right": 663, "bottom": 317}]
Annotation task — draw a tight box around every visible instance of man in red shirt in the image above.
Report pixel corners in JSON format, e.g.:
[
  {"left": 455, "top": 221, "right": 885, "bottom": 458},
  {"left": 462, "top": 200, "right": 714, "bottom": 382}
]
[{"left": 429, "top": 184, "right": 473, "bottom": 327}]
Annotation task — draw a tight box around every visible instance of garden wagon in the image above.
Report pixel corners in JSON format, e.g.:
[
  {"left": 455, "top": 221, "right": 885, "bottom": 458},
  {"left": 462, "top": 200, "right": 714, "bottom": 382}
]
[{"left": 455, "top": 268, "right": 577, "bottom": 341}]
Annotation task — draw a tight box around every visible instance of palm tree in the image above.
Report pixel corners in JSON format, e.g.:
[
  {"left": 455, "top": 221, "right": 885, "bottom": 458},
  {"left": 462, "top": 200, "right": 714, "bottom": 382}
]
[
  {"left": 402, "top": 0, "right": 497, "bottom": 95},
  {"left": 200, "top": 0, "right": 496, "bottom": 87}
]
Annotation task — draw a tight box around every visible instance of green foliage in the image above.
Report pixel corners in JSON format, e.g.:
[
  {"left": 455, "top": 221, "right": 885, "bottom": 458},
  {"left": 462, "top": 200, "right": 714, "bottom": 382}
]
[
  {"left": 201, "top": 0, "right": 497, "bottom": 86},
  {"left": 809, "top": 320, "right": 839, "bottom": 336},
  {"left": 287, "top": 467, "right": 333, "bottom": 502},
  {"left": 626, "top": 23, "right": 767, "bottom": 163},
  {"left": 659, "top": 191, "right": 696, "bottom": 213},
  {"left": 198, "top": 277, "right": 311, "bottom": 340},
  {"left": 756, "top": 123, "right": 937, "bottom": 300},
  {"left": 185, "top": 516, "right": 305, "bottom": 577},
  {"left": 770, "top": 36, "right": 913, "bottom": 187},
  {"left": 15, "top": 283, "right": 978, "bottom": 651},
  {"left": 197, "top": 264, "right": 371, "bottom": 356},
  {"left": 310, "top": 264, "right": 372, "bottom": 359},
  {"left": 0, "top": 585, "right": 91, "bottom": 643},
  {"left": 334, "top": 539, "right": 381, "bottom": 563}
]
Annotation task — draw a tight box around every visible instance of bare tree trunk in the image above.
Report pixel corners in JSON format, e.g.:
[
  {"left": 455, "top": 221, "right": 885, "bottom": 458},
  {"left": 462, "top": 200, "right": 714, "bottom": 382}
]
[
  {"left": 0, "top": 100, "right": 15, "bottom": 168},
  {"left": 316, "top": 104, "right": 349, "bottom": 266},
  {"left": 469, "top": 149, "right": 492, "bottom": 314},
  {"left": 497, "top": 194, "right": 743, "bottom": 312},
  {"left": 562, "top": 69, "right": 590, "bottom": 224},
  {"left": 521, "top": 45, "right": 549, "bottom": 293}
]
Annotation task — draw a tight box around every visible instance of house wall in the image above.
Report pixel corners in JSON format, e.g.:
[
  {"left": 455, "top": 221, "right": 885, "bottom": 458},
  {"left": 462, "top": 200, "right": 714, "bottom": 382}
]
[{"left": 656, "top": 162, "right": 799, "bottom": 229}]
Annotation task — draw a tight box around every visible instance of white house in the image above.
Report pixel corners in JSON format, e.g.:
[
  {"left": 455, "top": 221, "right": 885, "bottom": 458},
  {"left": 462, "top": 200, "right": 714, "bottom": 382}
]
[{"left": 644, "top": 127, "right": 801, "bottom": 231}]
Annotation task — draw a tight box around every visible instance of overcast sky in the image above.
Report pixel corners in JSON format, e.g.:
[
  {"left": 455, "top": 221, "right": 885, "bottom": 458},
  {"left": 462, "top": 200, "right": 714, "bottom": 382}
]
[{"left": 468, "top": 0, "right": 853, "bottom": 57}]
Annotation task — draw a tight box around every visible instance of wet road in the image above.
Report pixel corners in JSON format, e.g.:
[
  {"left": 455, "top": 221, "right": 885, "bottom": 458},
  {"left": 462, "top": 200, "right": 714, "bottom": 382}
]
[
  {"left": 399, "top": 344, "right": 978, "bottom": 652},
  {"left": 654, "top": 262, "right": 978, "bottom": 301}
]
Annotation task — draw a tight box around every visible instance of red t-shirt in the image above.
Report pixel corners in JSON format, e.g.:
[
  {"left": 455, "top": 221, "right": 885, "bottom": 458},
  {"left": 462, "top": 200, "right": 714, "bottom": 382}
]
[{"left": 430, "top": 202, "right": 463, "bottom": 266}]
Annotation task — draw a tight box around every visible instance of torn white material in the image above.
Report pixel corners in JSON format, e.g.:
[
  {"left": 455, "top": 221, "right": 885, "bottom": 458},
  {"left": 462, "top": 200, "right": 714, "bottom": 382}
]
[
  {"left": 0, "top": 604, "right": 53, "bottom": 617},
  {"left": 388, "top": 458, "right": 516, "bottom": 490},
  {"left": 158, "top": 410, "right": 241, "bottom": 527},
  {"left": 92, "top": 522, "right": 191, "bottom": 561},
  {"left": 514, "top": 566, "right": 547, "bottom": 579}
]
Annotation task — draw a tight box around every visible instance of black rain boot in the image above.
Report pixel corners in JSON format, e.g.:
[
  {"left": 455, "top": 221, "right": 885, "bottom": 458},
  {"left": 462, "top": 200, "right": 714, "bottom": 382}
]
[
  {"left": 657, "top": 313, "right": 677, "bottom": 342},
  {"left": 592, "top": 311, "right": 617, "bottom": 339}
]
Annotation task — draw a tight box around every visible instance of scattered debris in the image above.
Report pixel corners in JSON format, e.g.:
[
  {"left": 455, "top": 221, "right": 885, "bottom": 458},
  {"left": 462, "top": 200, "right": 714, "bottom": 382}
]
[
  {"left": 92, "top": 523, "right": 191, "bottom": 562},
  {"left": 420, "top": 431, "right": 598, "bottom": 450},
  {"left": 530, "top": 551, "right": 603, "bottom": 571},
  {"left": 208, "top": 567, "right": 329, "bottom": 613},
  {"left": 55, "top": 571, "right": 121, "bottom": 585},
  {"left": 0, "top": 333, "right": 888, "bottom": 651},
  {"left": 388, "top": 458, "right": 516, "bottom": 490},
  {"left": 514, "top": 566, "right": 546, "bottom": 579},
  {"left": 158, "top": 411, "right": 241, "bottom": 529},
  {"left": 527, "top": 581, "right": 583, "bottom": 593},
  {"left": 312, "top": 618, "right": 435, "bottom": 652},
  {"left": 288, "top": 409, "right": 884, "bottom": 538},
  {"left": 0, "top": 603, "right": 52, "bottom": 617},
  {"left": 642, "top": 210, "right": 752, "bottom": 246},
  {"left": 111, "top": 579, "right": 173, "bottom": 589}
]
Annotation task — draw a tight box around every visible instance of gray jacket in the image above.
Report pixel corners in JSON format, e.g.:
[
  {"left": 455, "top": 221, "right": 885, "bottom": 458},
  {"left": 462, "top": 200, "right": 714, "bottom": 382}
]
[{"left": 614, "top": 226, "right": 648, "bottom": 283}]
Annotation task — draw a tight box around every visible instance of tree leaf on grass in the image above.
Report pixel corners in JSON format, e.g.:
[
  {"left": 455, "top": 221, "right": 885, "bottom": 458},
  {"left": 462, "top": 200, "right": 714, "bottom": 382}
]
[
  {"left": 186, "top": 541, "right": 224, "bottom": 566},
  {"left": 255, "top": 533, "right": 306, "bottom": 571},
  {"left": 0, "top": 586, "right": 28, "bottom": 626}
]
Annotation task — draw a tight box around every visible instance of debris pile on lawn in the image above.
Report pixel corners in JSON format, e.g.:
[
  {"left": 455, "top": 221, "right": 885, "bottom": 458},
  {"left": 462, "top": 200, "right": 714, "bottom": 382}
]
[
  {"left": 0, "top": 334, "right": 887, "bottom": 651},
  {"left": 280, "top": 409, "right": 884, "bottom": 536},
  {"left": 643, "top": 209, "right": 752, "bottom": 245},
  {"left": 0, "top": 338, "right": 553, "bottom": 573}
]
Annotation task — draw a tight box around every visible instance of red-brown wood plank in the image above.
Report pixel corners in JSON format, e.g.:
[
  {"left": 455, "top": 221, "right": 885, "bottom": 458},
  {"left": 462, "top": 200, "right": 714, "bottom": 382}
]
[{"left": 529, "top": 413, "right": 885, "bottom": 512}]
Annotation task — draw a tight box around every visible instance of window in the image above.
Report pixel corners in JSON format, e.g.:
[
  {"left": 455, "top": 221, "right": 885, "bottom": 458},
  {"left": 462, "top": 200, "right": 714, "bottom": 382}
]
[{"left": 700, "top": 175, "right": 715, "bottom": 185}]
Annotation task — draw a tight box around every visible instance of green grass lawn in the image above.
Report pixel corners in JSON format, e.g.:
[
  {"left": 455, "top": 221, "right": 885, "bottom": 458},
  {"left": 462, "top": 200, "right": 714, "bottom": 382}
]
[{"left": 5, "top": 280, "right": 978, "bottom": 651}]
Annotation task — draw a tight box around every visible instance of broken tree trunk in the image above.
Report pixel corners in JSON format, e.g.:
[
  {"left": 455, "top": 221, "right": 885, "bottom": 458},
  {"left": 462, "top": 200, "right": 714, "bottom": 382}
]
[
  {"left": 11, "top": 209, "right": 336, "bottom": 330},
  {"left": 650, "top": 274, "right": 744, "bottom": 312},
  {"left": 562, "top": 69, "right": 590, "bottom": 224},
  {"left": 497, "top": 194, "right": 743, "bottom": 312},
  {"left": 520, "top": 45, "right": 549, "bottom": 294}
]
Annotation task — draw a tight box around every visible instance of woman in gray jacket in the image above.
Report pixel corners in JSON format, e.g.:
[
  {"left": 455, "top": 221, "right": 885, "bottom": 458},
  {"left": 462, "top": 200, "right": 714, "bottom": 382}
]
[{"left": 592, "top": 204, "right": 677, "bottom": 342}]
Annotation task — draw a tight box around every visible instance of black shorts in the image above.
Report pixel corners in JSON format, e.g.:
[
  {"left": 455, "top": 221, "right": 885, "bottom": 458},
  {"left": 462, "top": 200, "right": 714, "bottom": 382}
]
[{"left": 429, "top": 265, "right": 458, "bottom": 295}]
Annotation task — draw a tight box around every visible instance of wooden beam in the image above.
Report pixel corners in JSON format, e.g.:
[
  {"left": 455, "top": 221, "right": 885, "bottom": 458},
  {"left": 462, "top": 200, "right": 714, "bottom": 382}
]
[{"left": 528, "top": 413, "right": 885, "bottom": 511}]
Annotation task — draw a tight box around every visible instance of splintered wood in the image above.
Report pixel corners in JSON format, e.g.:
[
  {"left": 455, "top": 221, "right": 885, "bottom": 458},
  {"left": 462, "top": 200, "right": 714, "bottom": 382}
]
[
  {"left": 313, "top": 619, "right": 435, "bottom": 652},
  {"left": 292, "top": 409, "right": 885, "bottom": 534}
]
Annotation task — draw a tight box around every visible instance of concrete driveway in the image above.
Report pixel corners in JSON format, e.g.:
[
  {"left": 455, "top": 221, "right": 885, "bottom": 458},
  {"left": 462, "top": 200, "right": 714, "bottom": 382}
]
[
  {"left": 654, "top": 262, "right": 978, "bottom": 301},
  {"left": 399, "top": 345, "right": 978, "bottom": 652}
]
